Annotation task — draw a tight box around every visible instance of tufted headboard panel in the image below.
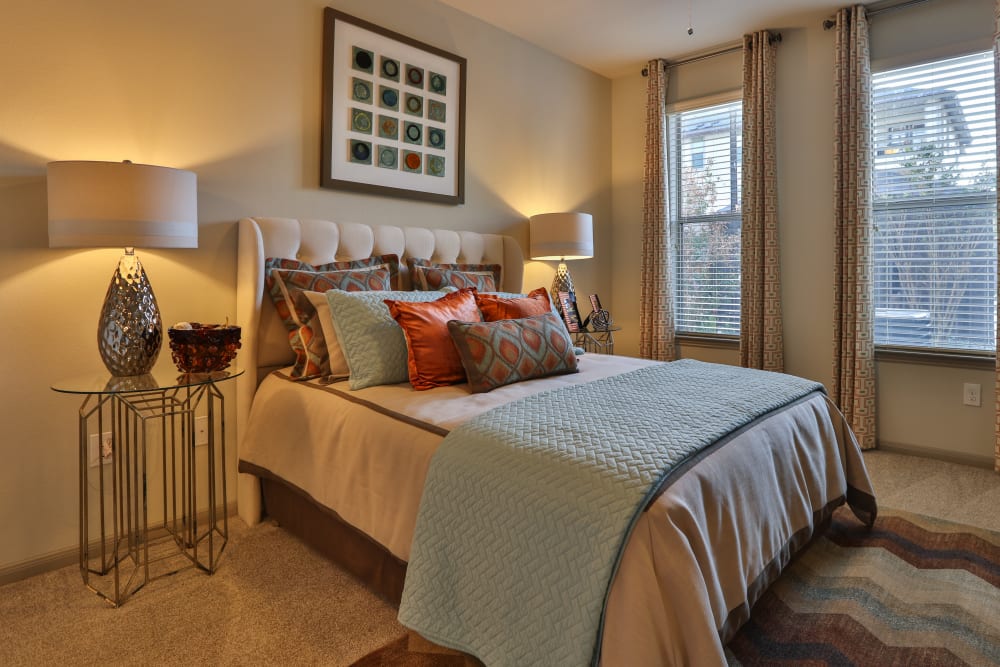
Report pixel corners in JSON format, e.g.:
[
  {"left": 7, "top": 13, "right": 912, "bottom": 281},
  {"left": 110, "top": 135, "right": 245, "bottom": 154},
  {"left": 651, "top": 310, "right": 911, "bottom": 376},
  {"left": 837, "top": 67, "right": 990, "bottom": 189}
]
[{"left": 234, "top": 216, "right": 524, "bottom": 523}]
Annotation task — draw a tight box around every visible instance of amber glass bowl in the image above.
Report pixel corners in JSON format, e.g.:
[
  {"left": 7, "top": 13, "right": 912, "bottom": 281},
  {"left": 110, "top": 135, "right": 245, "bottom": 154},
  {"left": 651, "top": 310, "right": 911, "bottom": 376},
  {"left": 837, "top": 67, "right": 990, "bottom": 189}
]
[{"left": 167, "top": 324, "right": 242, "bottom": 373}]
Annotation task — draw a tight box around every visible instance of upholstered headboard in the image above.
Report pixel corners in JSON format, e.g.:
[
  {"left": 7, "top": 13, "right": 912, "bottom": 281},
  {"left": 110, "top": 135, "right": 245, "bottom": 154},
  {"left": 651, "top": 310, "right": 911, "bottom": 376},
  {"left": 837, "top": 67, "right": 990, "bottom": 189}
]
[{"left": 234, "top": 216, "right": 524, "bottom": 523}]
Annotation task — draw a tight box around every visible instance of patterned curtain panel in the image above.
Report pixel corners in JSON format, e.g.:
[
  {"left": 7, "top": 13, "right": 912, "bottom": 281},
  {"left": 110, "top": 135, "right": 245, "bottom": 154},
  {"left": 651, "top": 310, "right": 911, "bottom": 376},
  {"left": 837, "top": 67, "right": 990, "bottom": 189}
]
[
  {"left": 832, "top": 5, "right": 876, "bottom": 450},
  {"left": 994, "top": 1, "right": 1000, "bottom": 473},
  {"left": 740, "top": 31, "right": 784, "bottom": 372},
  {"left": 639, "top": 59, "right": 676, "bottom": 361}
]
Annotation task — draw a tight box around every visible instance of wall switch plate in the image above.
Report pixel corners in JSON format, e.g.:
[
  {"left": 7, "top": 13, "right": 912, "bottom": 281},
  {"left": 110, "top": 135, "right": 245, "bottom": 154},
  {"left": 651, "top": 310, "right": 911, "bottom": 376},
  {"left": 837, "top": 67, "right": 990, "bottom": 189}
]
[
  {"left": 87, "top": 432, "right": 113, "bottom": 467},
  {"left": 963, "top": 382, "right": 982, "bottom": 407},
  {"left": 195, "top": 416, "right": 209, "bottom": 446}
]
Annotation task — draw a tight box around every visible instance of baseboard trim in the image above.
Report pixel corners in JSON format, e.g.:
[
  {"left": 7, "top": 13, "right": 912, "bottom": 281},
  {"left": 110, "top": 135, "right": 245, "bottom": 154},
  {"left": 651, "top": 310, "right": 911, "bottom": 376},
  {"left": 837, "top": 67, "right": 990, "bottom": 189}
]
[
  {"left": 0, "top": 544, "right": 80, "bottom": 587},
  {"left": 877, "top": 440, "right": 994, "bottom": 469},
  {"left": 0, "top": 501, "right": 238, "bottom": 587}
]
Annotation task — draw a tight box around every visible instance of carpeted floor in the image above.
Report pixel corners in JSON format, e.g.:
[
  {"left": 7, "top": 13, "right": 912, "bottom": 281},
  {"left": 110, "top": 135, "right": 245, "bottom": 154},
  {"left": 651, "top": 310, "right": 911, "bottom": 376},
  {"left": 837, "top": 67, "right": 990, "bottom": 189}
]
[
  {"left": 3, "top": 451, "right": 998, "bottom": 666},
  {"left": 0, "top": 520, "right": 406, "bottom": 666}
]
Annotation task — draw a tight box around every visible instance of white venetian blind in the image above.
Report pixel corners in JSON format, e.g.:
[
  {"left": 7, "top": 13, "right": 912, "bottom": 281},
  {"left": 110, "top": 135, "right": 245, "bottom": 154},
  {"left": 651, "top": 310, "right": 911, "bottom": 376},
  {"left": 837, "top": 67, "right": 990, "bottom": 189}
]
[
  {"left": 872, "top": 51, "right": 997, "bottom": 352},
  {"left": 668, "top": 99, "right": 743, "bottom": 335}
]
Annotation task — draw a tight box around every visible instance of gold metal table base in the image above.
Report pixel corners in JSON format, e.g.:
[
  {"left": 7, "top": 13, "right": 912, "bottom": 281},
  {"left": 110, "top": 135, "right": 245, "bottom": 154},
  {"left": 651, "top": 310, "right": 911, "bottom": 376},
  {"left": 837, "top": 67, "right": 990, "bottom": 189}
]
[{"left": 74, "top": 378, "right": 229, "bottom": 607}]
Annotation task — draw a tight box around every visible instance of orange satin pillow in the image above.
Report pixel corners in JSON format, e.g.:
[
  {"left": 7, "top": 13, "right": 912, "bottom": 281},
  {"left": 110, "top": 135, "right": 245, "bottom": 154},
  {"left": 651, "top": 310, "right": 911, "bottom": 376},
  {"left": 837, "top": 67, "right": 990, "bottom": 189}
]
[
  {"left": 475, "top": 287, "right": 552, "bottom": 321},
  {"left": 385, "top": 287, "right": 483, "bottom": 390}
]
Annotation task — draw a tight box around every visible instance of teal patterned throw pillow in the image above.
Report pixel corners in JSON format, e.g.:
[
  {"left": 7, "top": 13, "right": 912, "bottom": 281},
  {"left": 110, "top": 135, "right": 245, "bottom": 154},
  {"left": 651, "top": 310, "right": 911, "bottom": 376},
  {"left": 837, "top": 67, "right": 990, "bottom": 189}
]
[
  {"left": 326, "top": 289, "right": 449, "bottom": 390},
  {"left": 447, "top": 311, "right": 578, "bottom": 393}
]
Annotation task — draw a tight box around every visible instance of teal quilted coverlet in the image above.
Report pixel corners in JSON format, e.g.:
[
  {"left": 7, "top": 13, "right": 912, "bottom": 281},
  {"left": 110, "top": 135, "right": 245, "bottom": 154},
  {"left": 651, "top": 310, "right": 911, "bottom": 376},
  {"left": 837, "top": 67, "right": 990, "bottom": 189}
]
[{"left": 398, "top": 359, "right": 823, "bottom": 666}]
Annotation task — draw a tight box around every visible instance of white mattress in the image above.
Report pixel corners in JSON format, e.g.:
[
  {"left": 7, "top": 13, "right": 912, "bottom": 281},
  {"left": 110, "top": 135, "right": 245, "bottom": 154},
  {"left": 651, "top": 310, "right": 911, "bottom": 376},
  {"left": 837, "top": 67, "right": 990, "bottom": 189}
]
[{"left": 240, "top": 354, "right": 874, "bottom": 665}]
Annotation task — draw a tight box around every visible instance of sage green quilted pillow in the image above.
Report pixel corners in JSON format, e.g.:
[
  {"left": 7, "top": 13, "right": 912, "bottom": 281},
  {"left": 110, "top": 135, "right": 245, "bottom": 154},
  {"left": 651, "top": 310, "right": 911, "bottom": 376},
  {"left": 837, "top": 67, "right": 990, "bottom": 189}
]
[{"left": 326, "top": 289, "right": 449, "bottom": 390}]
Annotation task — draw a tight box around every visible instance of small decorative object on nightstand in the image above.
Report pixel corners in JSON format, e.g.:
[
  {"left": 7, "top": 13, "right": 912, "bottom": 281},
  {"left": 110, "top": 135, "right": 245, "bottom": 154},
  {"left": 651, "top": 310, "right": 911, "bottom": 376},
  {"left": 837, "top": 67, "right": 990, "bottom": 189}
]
[
  {"left": 167, "top": 323, "right": 242, "bottom": 373},
  {"left": 52, "top": 369, "right": 239, "bottom": 607},
  {"left": 557, "top": 291, "right": 583, "bottom": 332},
  {"left": 583, "top": 293, "right": 611, "bottom": 331}
]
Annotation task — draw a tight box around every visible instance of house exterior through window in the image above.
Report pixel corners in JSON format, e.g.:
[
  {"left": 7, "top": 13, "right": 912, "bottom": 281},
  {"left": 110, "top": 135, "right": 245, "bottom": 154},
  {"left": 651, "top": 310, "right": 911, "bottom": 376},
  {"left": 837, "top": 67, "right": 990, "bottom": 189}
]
[{"left": 872, "top": 51, "right": 997, "bottom": 354}]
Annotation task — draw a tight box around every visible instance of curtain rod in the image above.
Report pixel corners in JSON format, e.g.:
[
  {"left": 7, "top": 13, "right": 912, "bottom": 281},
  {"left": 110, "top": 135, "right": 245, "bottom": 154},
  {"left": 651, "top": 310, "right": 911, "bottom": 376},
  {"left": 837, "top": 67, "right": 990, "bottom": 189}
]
[
  {"left": 640, "top": 32, "right": 781, "bottom": 76},
  {"left": 823, "top": 0, "right": 933, "bottom": 29}
]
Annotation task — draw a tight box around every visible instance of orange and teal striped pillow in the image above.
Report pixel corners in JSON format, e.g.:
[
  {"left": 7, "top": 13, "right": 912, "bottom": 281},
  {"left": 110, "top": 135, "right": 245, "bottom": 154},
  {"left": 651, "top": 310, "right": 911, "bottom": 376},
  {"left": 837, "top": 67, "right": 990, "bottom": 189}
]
[
  {"left": 407, "top": 258, "right": 500, "bottom": 292},
  {"left": 264, "top": 255, "right": 399, "bottom": 379}
]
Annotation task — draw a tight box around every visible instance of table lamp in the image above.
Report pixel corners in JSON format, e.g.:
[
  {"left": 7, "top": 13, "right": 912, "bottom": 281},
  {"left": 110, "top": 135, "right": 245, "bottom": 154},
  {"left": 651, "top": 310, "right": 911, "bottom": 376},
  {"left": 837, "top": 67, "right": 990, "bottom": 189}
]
[
  {"left": 47, "top": 160, "right": 198, "bottom": 376},
  {"left": 529, "top": 212, "right": 594, "bottom": 306}
]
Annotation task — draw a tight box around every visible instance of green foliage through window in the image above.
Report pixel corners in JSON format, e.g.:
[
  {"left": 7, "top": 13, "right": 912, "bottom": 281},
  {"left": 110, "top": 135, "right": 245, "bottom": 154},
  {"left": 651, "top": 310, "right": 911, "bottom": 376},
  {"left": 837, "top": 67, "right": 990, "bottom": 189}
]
[{"left": 668, "top": 99, "right": 742, "bottom": 335}]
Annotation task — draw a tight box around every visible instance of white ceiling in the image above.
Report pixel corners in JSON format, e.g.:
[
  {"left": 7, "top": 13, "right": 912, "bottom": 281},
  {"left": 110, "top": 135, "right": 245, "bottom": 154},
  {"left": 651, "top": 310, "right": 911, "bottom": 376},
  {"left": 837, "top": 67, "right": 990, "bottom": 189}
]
[{"left": 438, "top": 0, "right": 846, "bottom": 78}]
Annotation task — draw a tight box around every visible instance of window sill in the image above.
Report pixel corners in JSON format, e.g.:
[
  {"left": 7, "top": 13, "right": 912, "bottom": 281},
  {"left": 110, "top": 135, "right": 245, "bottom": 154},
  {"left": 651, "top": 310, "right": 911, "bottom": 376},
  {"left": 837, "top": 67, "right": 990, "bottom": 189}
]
[
  {"left": 676, "top": 333, "right": 739, "bottom": 350},
  {"left": 875, "top": 346, "right": 995, "bottom": 370},
  {"left": 673, "top": 340, "right": 996, "bottom": 369}
]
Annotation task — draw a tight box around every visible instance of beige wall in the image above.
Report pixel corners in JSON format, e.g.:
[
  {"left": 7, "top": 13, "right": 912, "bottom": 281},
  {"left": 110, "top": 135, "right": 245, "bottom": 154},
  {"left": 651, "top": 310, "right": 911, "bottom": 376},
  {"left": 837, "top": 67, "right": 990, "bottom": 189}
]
[
  {"left": 0, "top": 0, "right": 611, "bottom": 572},
  {"left": 611, "top": 0, "right": 996, "bottom": 466}
]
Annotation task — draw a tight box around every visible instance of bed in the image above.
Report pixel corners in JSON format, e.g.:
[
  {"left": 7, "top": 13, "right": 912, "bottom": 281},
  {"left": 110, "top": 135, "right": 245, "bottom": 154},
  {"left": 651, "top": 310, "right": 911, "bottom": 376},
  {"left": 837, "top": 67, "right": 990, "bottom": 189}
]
[{"left": 234, "top": 216, "right": 876, "bottom": 666}]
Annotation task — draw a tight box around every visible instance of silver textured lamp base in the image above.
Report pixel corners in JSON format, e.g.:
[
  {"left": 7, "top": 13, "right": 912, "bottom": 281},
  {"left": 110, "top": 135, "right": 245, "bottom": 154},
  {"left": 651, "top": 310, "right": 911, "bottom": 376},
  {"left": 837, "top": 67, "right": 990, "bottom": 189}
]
[
  {"left": 98, "top": 249, "right": 162, "bottom": 376},
  {"left": 550, "top": 261, "right": 575, "bottom": 316}
]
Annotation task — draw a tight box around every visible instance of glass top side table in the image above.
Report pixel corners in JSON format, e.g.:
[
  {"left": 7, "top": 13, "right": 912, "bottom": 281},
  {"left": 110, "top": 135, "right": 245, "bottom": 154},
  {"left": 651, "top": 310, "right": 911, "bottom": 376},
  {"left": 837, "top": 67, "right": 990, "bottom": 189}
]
[
  {"left": 573, "top": 325, "right": 621, "bottom": 355},
  {"left": 52, "top": 369, "right": 241, "bottom": 607}
]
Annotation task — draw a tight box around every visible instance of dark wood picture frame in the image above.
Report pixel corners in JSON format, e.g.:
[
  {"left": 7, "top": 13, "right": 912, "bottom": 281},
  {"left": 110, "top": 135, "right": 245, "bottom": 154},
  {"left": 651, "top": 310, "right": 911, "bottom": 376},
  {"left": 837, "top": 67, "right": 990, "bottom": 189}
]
[{"left": 321, "top": 8, "right": 466, "bottom": 204}]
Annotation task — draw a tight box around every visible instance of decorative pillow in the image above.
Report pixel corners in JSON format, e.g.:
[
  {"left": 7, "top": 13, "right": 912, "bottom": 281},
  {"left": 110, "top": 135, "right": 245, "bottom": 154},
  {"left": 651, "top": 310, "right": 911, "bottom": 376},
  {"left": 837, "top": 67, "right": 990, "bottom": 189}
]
[
  {"left": 303, "top": 291, "right": 350, "bottom": 380},
  {"left": 326, "top": 289, "right": 457, "bottom": 390},
  {"left": 407, "top": 258, "right": 501, "bottom": 292},
  {"left": 447, "top": 311, "right": 579, "bottom": 393},
  {"left": 475, "top": 287, "right": 552, "bottom": 321},
  {"left": 384, "top": 288, "right": 482, "bottom": 391},
  {"left": 266, "top": 254, "right": 400, "bottom": 294},
  {"left": 264, "top": 255, "right": 398, "bottom": 379}
]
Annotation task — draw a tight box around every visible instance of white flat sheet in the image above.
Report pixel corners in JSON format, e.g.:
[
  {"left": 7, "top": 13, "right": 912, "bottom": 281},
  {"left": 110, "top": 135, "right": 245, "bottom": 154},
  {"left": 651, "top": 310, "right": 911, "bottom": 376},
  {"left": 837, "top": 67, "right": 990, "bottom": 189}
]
[{"left": 240, "top": 355, "right": 874, "bottom": 665}]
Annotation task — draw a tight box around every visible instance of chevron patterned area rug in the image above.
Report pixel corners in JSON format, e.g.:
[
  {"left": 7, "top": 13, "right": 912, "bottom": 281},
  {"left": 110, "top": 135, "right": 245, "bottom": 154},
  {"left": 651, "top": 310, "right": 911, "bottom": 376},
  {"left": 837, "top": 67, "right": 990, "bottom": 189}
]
[
  {"left": 727, "top": 507, "right": 1000, "bottom": 666},
  {"left": 352, "top": 507, "right": 1000, "bottom": 666}
]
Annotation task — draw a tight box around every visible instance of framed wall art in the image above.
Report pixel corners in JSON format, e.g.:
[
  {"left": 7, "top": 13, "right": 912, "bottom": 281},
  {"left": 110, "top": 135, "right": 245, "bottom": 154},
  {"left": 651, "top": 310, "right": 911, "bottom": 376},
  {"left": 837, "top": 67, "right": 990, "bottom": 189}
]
[{"left": 321, "top": 8, "right": 466, "bottom": 204}]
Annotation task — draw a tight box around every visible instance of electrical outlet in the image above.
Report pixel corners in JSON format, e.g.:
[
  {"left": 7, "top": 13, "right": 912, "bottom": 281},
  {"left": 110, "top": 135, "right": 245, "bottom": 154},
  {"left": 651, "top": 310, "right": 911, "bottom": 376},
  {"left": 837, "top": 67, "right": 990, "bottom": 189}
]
[
  {"left": 87, "top": 432, "right": 113, "bottom": 467},
  {"left": 963, "top": 382, "right": 982, "bottom": 407},
  {"left": 195, "top": 416, "right": 209, "bottom": 446}
]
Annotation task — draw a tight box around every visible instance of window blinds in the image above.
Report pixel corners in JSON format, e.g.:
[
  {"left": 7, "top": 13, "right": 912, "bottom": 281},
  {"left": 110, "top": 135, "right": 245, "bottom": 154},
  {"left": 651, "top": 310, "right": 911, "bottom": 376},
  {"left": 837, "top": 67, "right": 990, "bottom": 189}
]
[
  {"left": 668, "top": 99, "right": 743, "bottom": 335},
  {"left": 872, "top": 51, "right": 997, "bottom": 352}
]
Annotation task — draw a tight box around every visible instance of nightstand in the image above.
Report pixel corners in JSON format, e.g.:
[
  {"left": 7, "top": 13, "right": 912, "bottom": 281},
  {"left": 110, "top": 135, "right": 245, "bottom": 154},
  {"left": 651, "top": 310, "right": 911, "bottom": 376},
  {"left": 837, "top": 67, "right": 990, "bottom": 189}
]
[
  {"left": 51, "top": 369, "right": 241, "bottom": 607},
  {"left": 573, "top": 325, "right": 621, "bottom": 354}
]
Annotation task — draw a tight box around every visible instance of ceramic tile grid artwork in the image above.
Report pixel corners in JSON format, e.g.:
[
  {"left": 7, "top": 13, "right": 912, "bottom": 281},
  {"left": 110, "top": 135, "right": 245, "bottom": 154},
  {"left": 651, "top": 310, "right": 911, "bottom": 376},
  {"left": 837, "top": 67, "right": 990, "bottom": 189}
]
[{"left": 347, "top": 44, "right": 448, "bottom": 178}]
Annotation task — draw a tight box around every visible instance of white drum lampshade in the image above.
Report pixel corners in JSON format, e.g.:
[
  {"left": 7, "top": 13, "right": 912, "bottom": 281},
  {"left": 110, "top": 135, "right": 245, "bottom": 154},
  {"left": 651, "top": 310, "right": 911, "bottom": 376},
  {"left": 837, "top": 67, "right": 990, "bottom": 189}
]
[{"left": 47, "top": 160, "right": 198, "bottom": 376}]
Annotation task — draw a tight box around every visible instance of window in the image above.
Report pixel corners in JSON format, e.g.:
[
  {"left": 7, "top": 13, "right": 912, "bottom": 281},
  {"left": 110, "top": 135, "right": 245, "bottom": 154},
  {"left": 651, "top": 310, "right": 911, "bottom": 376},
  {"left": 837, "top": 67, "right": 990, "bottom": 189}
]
[
  {"left": 668, "top": 99, "right": 743, "bottom": 335},
  {"left": 872, "top": 52, "right": 997, "bottom": 353}
]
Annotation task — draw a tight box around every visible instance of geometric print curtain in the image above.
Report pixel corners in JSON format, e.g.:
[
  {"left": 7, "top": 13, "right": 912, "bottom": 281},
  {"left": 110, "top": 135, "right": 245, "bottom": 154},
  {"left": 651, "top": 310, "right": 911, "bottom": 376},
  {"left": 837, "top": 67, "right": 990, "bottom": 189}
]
[
  {"left": 995, "top": 0, "right": 1000, "bottom": 472},
  {"left": 740, "top": 31, "right": 784, "bottom": 372},
  {"left": 639, "top": 58, "right": 677, "bottom": 361},
  {"left": 832, "top": 5, "right": 877, "bottom": 450}
]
